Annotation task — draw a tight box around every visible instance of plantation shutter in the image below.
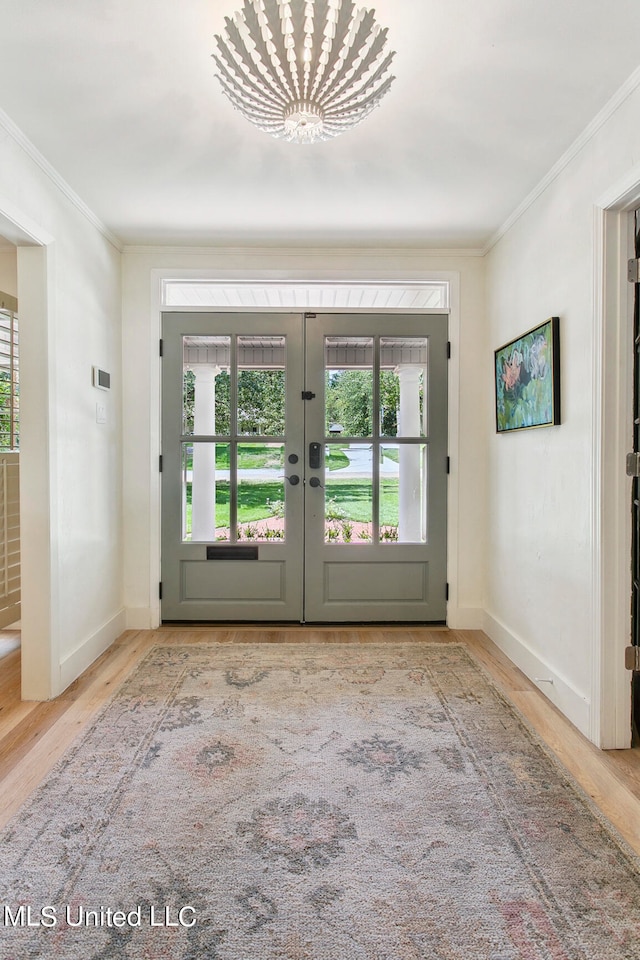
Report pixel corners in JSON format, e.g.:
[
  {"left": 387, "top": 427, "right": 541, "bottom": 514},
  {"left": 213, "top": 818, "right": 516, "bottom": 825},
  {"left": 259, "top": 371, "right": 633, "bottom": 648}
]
[{"left": 0, "top": 301, "right": 20, "bottom": 628}]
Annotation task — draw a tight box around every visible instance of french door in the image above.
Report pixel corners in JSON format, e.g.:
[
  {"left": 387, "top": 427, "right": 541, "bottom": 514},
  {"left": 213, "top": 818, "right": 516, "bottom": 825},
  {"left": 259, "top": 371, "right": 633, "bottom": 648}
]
[{"left": 160, "top": 312, "right": 448, "bottom": 622}]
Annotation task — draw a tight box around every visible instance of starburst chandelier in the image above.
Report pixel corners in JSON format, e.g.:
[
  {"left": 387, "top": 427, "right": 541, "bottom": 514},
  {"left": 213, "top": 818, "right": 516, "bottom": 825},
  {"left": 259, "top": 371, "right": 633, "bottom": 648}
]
[{"left": 212, "top": 0, "right": 396, "bottom": 144}]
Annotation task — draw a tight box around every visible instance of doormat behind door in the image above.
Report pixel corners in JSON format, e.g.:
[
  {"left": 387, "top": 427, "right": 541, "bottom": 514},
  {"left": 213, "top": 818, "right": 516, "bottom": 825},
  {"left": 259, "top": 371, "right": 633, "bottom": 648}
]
[{"left": 2, "top": 642, "right": 640, "bottom": 959}]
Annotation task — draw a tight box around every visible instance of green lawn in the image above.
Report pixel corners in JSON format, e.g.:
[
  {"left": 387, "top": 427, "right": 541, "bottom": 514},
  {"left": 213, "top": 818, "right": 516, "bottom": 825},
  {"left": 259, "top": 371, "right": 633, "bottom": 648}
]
[
  {"left": 220, "top": 445, "right": 284, "bottom": 469},
  {"left": 185, "top": 445, "right": 284, "bottom": 471},
  {"left": 325, "top": 478, "right": 399, "bottom": 525},
  {"left": 186, "top": 445, "right": 399, "bottom": 472},
  {"left": 325, "top": 447, "right": 350, "bottom": 471},
  {"left": 185, "top": 478, "right": 400, "bottom": 531},
  {"left": 214, "top": 480, "right": 283, "bottom": 526}
]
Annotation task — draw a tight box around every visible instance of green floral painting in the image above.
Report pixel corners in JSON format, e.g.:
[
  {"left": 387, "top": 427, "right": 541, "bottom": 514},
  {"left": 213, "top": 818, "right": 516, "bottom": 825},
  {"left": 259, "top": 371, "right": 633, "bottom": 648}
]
[{"left": 495, "top": 318, "right": 560, "bottom": 433}]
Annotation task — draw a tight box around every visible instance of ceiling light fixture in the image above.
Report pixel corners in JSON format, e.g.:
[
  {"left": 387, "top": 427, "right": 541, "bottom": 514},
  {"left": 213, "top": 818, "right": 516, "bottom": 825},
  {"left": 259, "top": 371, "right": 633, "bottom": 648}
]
[{"left": 213, "top": 0, "right": 396, "bottom": 144}]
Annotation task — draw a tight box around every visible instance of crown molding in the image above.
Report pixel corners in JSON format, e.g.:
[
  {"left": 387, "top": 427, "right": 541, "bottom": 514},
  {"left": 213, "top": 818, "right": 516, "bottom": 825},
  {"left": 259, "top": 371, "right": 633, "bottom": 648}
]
[
  {"left": 122, "top": 244, "right": 486, "bottom": 258},
  {"left": 483, "top": 63, "right": 640, "bottom": 256},
  {"left": 0, "top": 107, "right": 122, "bottom": 252}
]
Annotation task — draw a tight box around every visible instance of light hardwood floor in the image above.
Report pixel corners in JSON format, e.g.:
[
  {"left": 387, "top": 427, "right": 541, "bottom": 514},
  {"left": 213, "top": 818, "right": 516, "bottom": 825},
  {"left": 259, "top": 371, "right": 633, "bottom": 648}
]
[{"left": 1, "top": 625, "right": 640, "bottom": 855}]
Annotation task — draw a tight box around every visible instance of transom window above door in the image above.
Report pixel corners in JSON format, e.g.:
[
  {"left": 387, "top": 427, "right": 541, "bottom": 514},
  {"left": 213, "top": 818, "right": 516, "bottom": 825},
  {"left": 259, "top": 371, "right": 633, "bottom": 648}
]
[{"left": 161, "top": 280, "right": 449, "bottom": 311}]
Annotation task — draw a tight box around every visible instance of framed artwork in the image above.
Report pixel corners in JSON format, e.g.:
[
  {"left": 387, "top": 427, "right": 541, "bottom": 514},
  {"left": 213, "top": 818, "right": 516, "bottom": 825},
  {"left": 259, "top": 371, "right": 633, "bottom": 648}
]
[{"left": 494, "top": 317, "right": 560, "bottom": 433}]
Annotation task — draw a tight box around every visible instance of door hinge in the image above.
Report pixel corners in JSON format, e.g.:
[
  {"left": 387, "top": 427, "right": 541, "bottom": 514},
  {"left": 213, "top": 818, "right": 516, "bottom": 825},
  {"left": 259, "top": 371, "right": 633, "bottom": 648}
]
[
  {"left": 159, "top": 338, "right": 164, "bottom": 357},
  {"left": 446, "top": 456, "right": 450, "bottom": 474},
  {"left": 629, "top": 259, "right": 640, "bottom": 283},
  {"left": 625, "top": 645, "right": 640, "bottom": 670},
  {"left": 305, "top": 312, "right": 317, "bottom": 319},
  {"left": 447, "top": 341, "right": 451, "bottom": 359},
  {"left": 445, "top": 582, "right": 449, "bottom": 601},
  {"left": 626, "top": 452, "right": 640, "bottom": 477},
  {"left": 301, "top": 391, "right": 316, "bottom": 400},
  {"left": 159, "top": 455, "right": 163, "bottom": 472},
  {"left": 159, "top": 582, "right": 163, "bottom": 600}
]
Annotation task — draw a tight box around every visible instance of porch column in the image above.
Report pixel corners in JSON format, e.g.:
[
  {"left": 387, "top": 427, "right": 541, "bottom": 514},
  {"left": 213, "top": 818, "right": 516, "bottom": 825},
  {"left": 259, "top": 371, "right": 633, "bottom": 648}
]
[
  {"left": 191, "top": 364, "right": 220, "bottom": 542},
  {"left": 396, "top": 365, "right": 422, "bottom": 542}
]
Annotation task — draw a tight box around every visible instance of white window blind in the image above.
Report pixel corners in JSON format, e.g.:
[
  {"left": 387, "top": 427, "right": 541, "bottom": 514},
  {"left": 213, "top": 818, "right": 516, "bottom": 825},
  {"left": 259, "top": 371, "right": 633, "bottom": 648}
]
[
  {"left": 0, "top": 307, "right": 19, "bottom": 451},
  {"left": 0, "top": 304, "right": 20, "bottom": 626}
]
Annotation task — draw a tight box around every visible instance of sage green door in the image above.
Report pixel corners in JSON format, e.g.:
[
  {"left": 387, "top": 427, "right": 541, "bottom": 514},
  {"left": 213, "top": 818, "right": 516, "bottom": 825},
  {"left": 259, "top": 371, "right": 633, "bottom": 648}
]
[
  {"left": 303, "top": 313, "right": 448, "bottom": 621},
  {"left": 161, "top": 311, "right": 448, "bottom": 622},
  {"left": 161, "top": 312, "right": 304, "bottom": 620}
]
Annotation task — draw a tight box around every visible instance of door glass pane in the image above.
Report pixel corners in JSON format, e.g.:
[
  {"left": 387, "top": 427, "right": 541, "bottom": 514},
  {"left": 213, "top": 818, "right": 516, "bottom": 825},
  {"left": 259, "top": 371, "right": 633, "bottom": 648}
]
[
  {"left": 324, "top": 443, "right": 373, "bottom": 543},
  {"left": 182, "top": 442, "right": 230, "bottom": 542},
  {"left": 237, "top": 443, "right": 286, "bottom": 542},
  {"left": 380, "top": 443, "right": 427, "bottom": 543},
  {"left": 237, "top": 336, "right": 286, "bottom": 436},
  {"left": 325, "top": 337, "right": 373, "bottom": 438},
  {"left": 182, "top": 336, "right": 231, "bottom": 436},
  {"left": 379, "top": 337, "right": 428, "bottom": 438}
]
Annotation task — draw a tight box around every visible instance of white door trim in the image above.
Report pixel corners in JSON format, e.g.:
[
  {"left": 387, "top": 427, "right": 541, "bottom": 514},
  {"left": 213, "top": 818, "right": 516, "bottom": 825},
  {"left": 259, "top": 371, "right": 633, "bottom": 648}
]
[
  {"left": 594, "top": 168, "right": 640, "bottom": 747},
  {"left": 0, "top": 201, "right": 59, "bottom": 700},
  {"left": 147, "top": 268, "right": 462, "bottom": 630}
]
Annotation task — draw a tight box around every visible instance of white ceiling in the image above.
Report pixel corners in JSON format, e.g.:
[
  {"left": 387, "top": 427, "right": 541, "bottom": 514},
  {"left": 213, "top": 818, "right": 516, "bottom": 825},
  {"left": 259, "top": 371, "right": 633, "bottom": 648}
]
[{"left": 0, "top": 0, "right": 638, "bottom": 249}]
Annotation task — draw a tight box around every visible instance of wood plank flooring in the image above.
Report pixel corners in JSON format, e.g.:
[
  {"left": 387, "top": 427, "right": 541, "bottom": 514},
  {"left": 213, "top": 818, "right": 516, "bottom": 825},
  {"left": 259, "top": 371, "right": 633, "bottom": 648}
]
[{"left": 1, "top": 625, "right": 639, "bottom": 855}]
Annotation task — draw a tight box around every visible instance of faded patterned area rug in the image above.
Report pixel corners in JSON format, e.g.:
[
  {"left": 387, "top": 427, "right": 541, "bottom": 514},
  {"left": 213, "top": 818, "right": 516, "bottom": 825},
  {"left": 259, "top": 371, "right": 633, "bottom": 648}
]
[{"left": 2, "top": 643, "right": 640, "bottom": 959}]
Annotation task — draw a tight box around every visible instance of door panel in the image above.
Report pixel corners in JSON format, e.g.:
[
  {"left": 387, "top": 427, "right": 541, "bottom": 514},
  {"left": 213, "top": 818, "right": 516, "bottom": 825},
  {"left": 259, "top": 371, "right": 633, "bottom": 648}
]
[
  {"left": 303, "top": 314, "right": 448, "bottom": 622},
  {"left": 181, "top": 559, "right": 286, "bottom": 601},
  {"left": 323, "top": 562, "right": 428, "bottom": 602},
  {"left": 161, "top": 313, "right": 304, "bottom": 620},
  {"left": 161, "top": 311, "right": 448, "bottom": 622}
]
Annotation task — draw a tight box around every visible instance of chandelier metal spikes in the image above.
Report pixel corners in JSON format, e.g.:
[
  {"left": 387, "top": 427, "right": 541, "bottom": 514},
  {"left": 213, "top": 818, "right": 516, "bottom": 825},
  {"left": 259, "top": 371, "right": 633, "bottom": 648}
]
[{"left": 212, "top": 0, "right": 396, "bottom": 144}]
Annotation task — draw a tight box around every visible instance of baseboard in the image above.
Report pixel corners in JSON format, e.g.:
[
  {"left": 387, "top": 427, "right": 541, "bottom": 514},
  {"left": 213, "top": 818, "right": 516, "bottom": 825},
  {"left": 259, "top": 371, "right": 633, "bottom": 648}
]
[
  {"left": 446, "top": 606, "right": 484, "bottom": 629},
  {"left": 125, "top": 607, "right": 156, "bottom": 630},
  {"left": 59, "top": 609, "right": 127, "bottom": 693},
  {"left": 483, "top": 610, "right": 591, "bottom": 739}
]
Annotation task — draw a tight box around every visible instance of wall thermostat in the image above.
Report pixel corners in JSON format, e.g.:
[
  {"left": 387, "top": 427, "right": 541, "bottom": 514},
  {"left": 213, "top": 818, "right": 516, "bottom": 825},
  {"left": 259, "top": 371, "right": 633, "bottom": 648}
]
[{"left": 92, "top": 366, "right": 111, "bottom": 390}]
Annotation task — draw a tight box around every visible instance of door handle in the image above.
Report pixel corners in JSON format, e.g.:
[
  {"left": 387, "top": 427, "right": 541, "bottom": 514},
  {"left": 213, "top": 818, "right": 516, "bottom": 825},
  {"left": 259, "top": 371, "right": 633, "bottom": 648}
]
[
  {"left": 280, "top": 474, "right": 300, "bottom": 485},
  {"left": 309, "top": 442, "right": 322, "bottom": 469},
  {"left": 309, "top": 476, "right": 323, "bottom": 488}
]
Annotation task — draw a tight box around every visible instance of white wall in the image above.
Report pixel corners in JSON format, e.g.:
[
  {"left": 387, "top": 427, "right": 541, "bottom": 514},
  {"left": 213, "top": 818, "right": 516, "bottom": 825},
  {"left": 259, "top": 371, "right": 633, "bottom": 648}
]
[
  {"left": 0, "top": 247, "right": 17, "bottom": 297},
  {"left": 121, "top": 248, "right": 487, "bottom": 630},
  {"left": 0, "top": 119, "right": 124, "bottom": 698},
  {"left": 486, "top": 77, "right": 640, "bottom": 743}
]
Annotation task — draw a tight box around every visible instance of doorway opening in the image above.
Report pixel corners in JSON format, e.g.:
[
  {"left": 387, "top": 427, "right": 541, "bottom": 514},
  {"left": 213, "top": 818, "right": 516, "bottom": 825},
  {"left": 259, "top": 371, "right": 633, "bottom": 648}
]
[
  {"left": 160, "top": 311, "right": 449, "bottom": 623},
  {"left": 631, "top": 208, "right": 640, "bottom": 744}
]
